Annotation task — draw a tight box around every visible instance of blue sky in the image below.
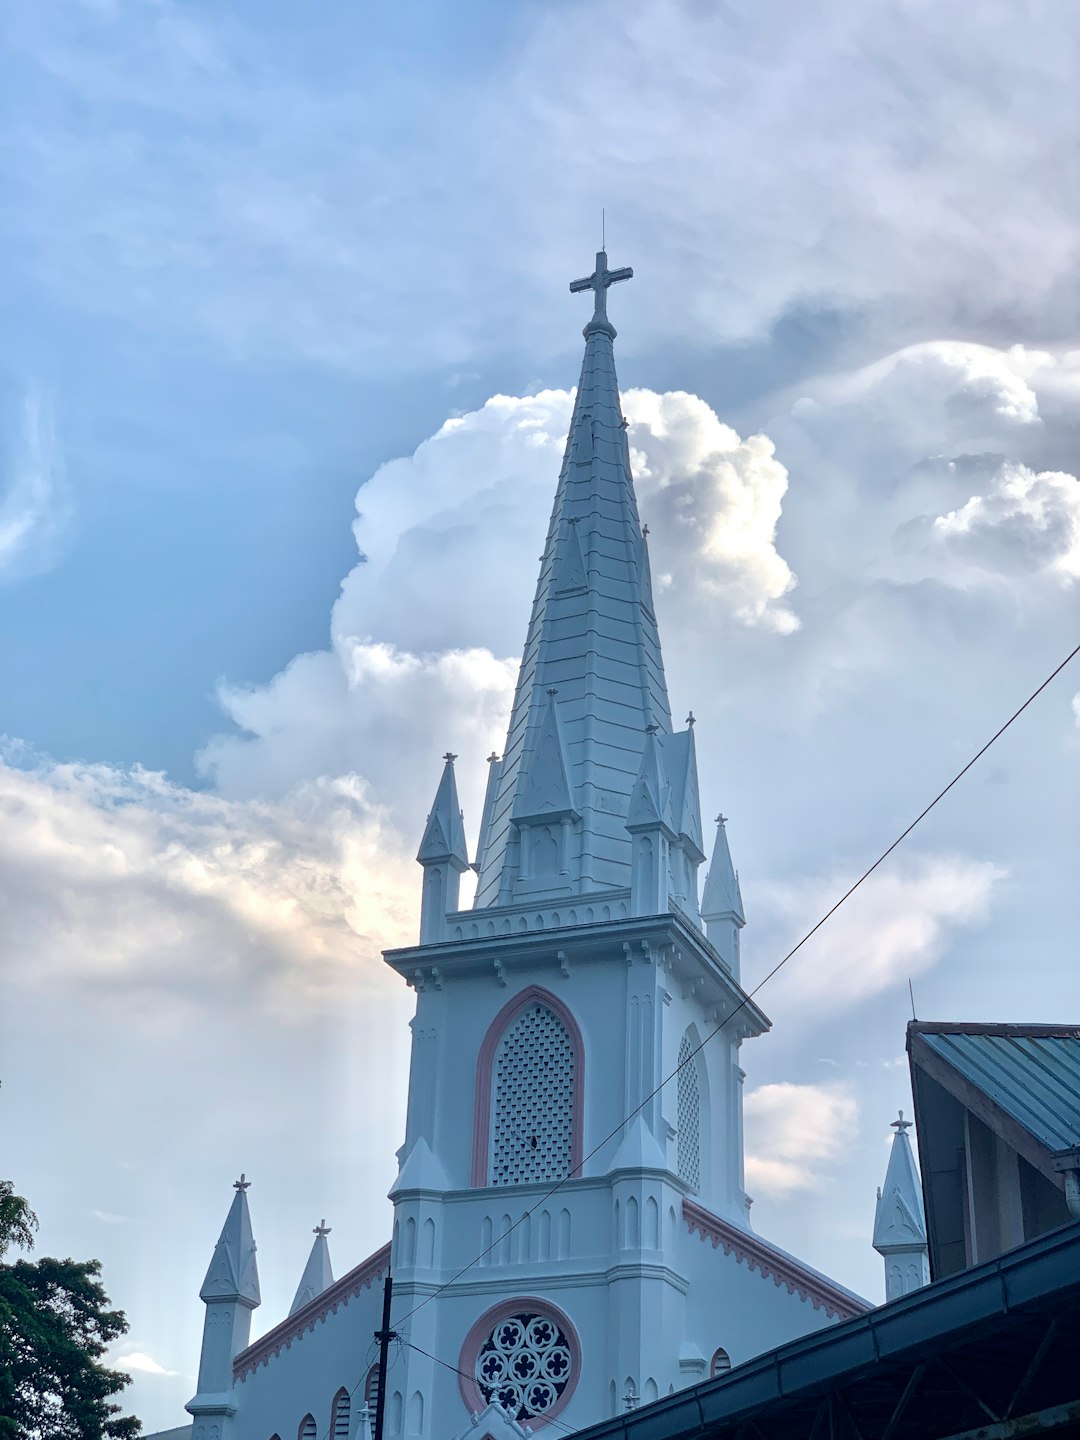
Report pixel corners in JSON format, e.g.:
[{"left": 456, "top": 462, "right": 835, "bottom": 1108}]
[{"left": 2, "top": 0, "right": 1079, "bottom": 1432}]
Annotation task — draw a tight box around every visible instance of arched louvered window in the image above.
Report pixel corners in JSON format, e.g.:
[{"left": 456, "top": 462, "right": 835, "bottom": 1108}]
[
  {"left": 331, "top": 1388, "right": 351, "bottom": 1437},
  {"left": 364, "top": 1363, "right": 381, "bottom": 1409},
  {"left": 677, "top": 1032, "right": 701, "bottom": 1193},
  {"left": 491, "top": 1000, "right": 574, "bottom": 1185},
  {"left": 710, "top": 1346, "right": 731, "bottom": 1377},
  {"left": 298, "top": 1417, "right": 316, "bottom": 1440}
]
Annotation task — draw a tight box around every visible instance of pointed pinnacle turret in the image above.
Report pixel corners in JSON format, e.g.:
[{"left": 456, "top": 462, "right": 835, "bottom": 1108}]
[
  {"left": 289, "top": 1219, "right": 335, "bottom": 1316},
  {"left": 417, "top": 754, "right": 469, "bottom": 872},
  {"left": 200, "top": 1174, "right": 260, "bottom": 1306},
  {"left": 702, "top": 816, "right": 745, "bottom": 924},
  {"left": 417, "top": 754, "right": 469, "bottom": 943},
  {"left": 873, "top": 1110, "right": 930, "bottom": 1299}
]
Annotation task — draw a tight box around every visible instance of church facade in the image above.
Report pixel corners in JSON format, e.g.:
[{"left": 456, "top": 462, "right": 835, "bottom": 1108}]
[{"left": 181, "top": 253, "right": 866, "bottom": 1440}]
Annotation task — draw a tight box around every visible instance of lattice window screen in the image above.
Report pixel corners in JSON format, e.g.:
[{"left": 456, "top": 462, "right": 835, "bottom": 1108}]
[
  {"left": 491, "top": 1003, "right": 574, "bottom": 1185},
  {"left": 331, "top": 1390, "right": 351, "bottom": 1437},
  {"left": 677, "top": 1033, "right": 701, "bottom": 1193}
]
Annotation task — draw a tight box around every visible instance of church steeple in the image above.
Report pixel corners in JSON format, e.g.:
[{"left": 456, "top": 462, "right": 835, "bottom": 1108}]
[{"left": 473, "top": 251, "right": 676, "bottom": 908}]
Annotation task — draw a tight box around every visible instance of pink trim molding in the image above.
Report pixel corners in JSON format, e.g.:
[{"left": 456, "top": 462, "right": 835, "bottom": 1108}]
[
  {"left": 471, "top": 985, "right": 585, "bottom": 1188},
  {"left": 683, "top": 1200, "right": 867, "bottom": 1321},
  {"left": 458, "top": 1295, "right": 582, "bottom": 1430},
  {"left": 233, "top": 1243, "right": 390, "bottom": 1382}
]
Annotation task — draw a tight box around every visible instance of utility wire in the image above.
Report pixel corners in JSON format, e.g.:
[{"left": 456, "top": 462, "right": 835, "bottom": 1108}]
[{"left": 390, "top": 636, "right": 1080, "bottom": 1335}]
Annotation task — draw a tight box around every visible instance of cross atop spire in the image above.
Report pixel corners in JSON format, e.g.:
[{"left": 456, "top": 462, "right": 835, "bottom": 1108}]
[
  {"left": 313, "top": 1218, "right": 331, "bottom": 1236},
  {"left": 233, "top": 1173, "right": 250, "bottom": 1191},
  {"left": 570, "top": 249, "right": 633, "bottom": 336},
  {"left": 891, "top": 1110, "right": 913, "bottom": 1134}
]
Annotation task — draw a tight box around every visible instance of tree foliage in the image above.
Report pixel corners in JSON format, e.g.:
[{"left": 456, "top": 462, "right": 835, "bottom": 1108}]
[{"left": 0, "top": 1181, "right": 141, "bottom": 1440}]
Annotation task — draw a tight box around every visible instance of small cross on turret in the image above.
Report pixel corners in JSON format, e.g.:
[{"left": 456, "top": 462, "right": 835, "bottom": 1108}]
[
  {"left": 313, "top": 1218, "right": 331, "bottom": 1237},
  {"left": 891, "top": 1110, "right": 913, "bottom": 1133},
  {"left": 233, "top": 1173, "right": 250, "bottom": 1192},
  {"left": 570, "top": 249, "right": 633, "bottom": 332}
]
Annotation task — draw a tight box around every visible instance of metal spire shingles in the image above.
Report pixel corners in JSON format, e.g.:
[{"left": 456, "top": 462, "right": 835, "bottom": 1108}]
[{"left": 473, "top": 252, "right": 674, "bottom": 907}]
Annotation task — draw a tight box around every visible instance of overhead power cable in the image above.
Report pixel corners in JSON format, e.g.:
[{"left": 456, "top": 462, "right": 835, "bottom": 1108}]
[{"left": 387, "top": 637, "right": 1080, "bottom": 1338}]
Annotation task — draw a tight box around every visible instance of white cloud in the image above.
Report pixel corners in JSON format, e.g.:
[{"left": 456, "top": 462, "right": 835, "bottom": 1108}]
[
  {"left": 199, "top": 387, "right": 799, "bottom": 824},
  {"left": 0, "top": 387, "right": 71, "bottom": 582},
  {"left": 789, "top": 342, "right": 1044, "bottom": 465},
  {"left": 91, "top": 1209, "right": 128, "bottom": 1224},
  {"left": 111, "top": 1350, "right": 183, "bottom": 1379},
  {"left": 626, "top": 390, "right": 798, "bottom": 633},
  {"left": 9, "top": 1, "right": 1078, "bottom": 368},
  {"left": 913, "top": 462, "right": 1080, "bottom": 583},
  {"left": 755, "top": 853, "right": 1004, "bottom": 1015},
  {"left": 0, "top": 745, "right": 416, "bottom": 1019},
  {"left": 744, "top": 1081, "right": 859, "bottom": 1197}
]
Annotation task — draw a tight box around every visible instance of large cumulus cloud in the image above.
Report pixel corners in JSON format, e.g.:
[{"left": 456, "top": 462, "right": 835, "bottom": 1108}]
[{"left": 199, "top": 387, "right": 800, "bottom": 825}]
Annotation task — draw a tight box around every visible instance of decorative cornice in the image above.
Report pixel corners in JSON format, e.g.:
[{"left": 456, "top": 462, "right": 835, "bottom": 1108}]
[
  {"left": 232, "top": 1243, "right": 390, "bottom": 1382},
  {"left": 683, "top": 1200, "right": 867, "bottom": 1321}
]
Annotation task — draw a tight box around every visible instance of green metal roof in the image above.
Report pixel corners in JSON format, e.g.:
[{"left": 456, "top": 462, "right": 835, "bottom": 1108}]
[{"left": 913, "top": 1023, "right": 1080, "bottom": 1155}]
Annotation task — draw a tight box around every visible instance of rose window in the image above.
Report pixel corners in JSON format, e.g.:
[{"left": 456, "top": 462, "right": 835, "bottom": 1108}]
[{"left": 474, "top": 1312, "right": 574, "bottom": 1421}]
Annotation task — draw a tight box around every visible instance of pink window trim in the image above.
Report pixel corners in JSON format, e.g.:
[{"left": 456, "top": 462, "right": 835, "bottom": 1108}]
[
  {"left": 470, "top": 985, "right": 585, "bottom": 1188},
  {"left": 458, "top": 1295, "right": 582, "bottom": 1429}
]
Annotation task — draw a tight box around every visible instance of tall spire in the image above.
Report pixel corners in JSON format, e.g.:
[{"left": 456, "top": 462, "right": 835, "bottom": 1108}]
[
  {"left": 474, "top": 251, "right": 675, "bottom": 908},
  {"left": 873, "top": 1112, "right": 930, "bottom": 1301},
  {"left": 289, "top": 1220, "right": 334, "bottom": 1316}
]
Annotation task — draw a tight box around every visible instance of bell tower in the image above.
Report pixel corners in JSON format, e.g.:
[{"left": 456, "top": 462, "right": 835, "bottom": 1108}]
[{"left": 381, "top": 249, "right": 772, "bottom": 1435}]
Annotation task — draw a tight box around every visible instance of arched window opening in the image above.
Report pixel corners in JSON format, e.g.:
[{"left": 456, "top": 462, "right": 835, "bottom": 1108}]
[
  {"left": 677, "top": 1032, "right": 701, "bottom": 1193},
  {"left": 364, "top": 1363, "right": 381, "bottom": 1410},
  {"left": 298, "top": 1417, "right": 317, "bottom": 1440},
  {"left": 710, "top": 1346, "right": 732, "bottom": 1377},
  {"left": 491, "top": 1002, "right": 574, "bottom": 1185},
  {"left": 331, "top": 1388, "right": 351, "bottom": 1437}
]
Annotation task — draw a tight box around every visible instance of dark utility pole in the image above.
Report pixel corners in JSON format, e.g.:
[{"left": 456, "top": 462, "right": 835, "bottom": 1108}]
[{"left": 372, "top": 1273, "right": 396, "bottom": 1440}]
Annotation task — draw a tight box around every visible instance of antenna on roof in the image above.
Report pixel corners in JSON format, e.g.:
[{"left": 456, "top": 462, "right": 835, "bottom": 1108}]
[
  {"left": 908, "top": 977, "right": 917, "bottom": 1021},
  {"left": 602, "top": 207, "right": 605, "bottom": 250}
]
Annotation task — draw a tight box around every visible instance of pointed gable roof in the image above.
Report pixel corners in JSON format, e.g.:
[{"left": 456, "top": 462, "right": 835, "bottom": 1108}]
[
  {"left": 289, "top": 1222, "right": 334, "bottom": 1316},
  {"left": 665, "top": 725, "right": 705, "bottom": 860},
  {"left": 200, "top": 1176, "right": 260, "bottom": 1306},
  {"left": 626, "top": 726, "right": 675, "bottom": 832},
  {"left": 474, "top": 252, "right": 673, "bottom": 906},
  {"left": 417, "top": 754, "right": 469, "bottom": 871},
  {"left": 873, "top": 1115, "right": 928, "bottom": 1252},
  {"left": 513, "top": 691, "right": 577, "bottom": 823},
  {"left": 702, "top": 817, "right": 745, "bottom": 924}
]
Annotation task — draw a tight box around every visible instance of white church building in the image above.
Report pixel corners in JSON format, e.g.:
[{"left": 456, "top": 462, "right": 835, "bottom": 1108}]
[{"left": 172, "top": 253, "right": 875, "bottom": 1440}]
